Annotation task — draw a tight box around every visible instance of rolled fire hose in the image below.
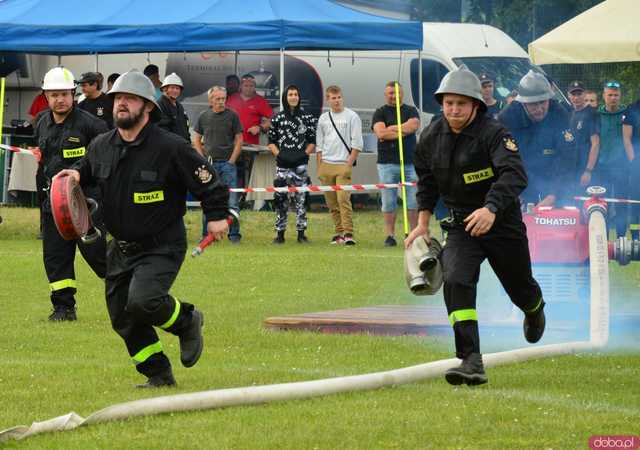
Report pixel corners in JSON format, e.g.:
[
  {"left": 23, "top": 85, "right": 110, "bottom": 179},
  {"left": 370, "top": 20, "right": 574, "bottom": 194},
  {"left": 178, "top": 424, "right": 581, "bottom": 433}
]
[
  {"left": 0, "top": 208, "right": 610, "bottom": 443},
  {"left": 49, "top": 174, "right": 101, "bottom": 244}
]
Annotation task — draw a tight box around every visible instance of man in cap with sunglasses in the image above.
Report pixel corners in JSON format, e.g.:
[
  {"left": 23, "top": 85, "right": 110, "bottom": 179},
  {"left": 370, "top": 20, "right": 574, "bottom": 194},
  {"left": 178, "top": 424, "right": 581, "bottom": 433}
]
[
  {"left": 597, "top": 80, "right": 631, "bottom": 238},
  {"left": 407, "top": 66, "right": 545, "bottom": 386},
  {"left": 55, "top": 70, "right": 229, "bottom": 388},
  {"left": 498, "top": 70, "right": 577, "bottom": 208}
]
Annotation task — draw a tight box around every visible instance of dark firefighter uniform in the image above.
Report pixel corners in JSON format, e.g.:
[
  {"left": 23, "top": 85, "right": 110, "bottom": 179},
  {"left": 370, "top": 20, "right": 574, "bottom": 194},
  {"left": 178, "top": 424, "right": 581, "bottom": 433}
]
[
  {"left": 498, "top": 100, "right": 578, "bottom": 205},
  {"left": 158, "top": 95, "right": 191, "bottom": 142},
  {"left": 415, "top": 112, "right": 544, "bottom": 361},
  {"left": 73, "top": 122, "right": 228, "bottom": 379},
  {"left": 34, "top": 107, "right": 108, "bottom": 317}
]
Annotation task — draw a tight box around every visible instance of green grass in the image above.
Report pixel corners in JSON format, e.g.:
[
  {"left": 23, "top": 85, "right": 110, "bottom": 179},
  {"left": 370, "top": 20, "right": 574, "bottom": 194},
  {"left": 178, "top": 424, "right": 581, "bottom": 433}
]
[{"left": 0, "top": 206, "right": 638, "bottom": 449}]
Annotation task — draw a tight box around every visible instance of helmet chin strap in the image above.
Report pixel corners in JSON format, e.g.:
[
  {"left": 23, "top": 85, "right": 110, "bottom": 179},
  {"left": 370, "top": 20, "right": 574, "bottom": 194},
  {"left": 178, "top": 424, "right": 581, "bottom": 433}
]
[{"left": 460, "top": 103, "right": 479, "bottom": 130}]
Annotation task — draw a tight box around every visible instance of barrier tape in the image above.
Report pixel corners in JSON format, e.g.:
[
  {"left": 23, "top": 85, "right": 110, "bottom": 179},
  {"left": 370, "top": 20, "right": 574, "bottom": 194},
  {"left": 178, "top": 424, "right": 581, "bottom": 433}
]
[
  {"left": 574, "top": 196, "right": 640, "bottom": 205},
  {"left": 229, "top": 182, "right": 417, "bottom": 194},
  {"left": 0, "top": 143, "right": 42, "bottom": 163}
]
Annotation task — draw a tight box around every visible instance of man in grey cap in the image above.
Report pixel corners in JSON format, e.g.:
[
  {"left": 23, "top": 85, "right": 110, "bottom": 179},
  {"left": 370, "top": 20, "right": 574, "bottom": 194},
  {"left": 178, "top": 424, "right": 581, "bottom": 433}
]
[
  {"left": 55, "top": 70, "right": 230, "bottom": 388},
  {"left": 407, "top": 65, "right": 545, "bottom": 386},
  {"left": 498, "top": 70, "right": 577, "bottom": 207}
]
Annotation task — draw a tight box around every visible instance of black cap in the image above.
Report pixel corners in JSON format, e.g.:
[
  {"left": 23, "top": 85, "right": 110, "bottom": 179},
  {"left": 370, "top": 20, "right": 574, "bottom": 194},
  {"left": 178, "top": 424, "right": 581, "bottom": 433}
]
[
  {"left": 78, "top": 72, "right": 100, "bottom": 84},
  {"left": 567, "top": 80, "right": 585, "bottom": 93},
  {"left": 143, "top": 64, "right": 159, "bottom": 76},
  {"left": 478, "top": 72, "right": 494, "bottom": 84}
]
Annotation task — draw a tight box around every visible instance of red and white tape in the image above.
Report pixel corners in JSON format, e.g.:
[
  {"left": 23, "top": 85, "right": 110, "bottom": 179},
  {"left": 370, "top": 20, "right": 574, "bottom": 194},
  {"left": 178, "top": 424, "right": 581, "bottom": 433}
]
[
  {"left": 0, "top": 144, "right": 42, "bottom": 162},
  {"left": 229, "top": 182, "right": 417, "bottom": 194},
  {"left": 574, "top": 196, "right": 640, "bottom": 205}
]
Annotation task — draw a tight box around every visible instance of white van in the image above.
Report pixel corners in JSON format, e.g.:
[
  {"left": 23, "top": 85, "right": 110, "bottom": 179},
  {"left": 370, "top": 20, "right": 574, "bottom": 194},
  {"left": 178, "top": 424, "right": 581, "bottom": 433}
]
[{"left": 161, "top": 22, "right": 564, "bottom": 150}]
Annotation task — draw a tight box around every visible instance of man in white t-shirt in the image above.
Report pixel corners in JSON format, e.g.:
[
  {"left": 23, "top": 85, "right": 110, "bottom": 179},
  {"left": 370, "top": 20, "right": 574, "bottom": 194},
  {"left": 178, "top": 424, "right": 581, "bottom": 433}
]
[{"left": 316, "top": 85, "right": 363, "bottom": 245}]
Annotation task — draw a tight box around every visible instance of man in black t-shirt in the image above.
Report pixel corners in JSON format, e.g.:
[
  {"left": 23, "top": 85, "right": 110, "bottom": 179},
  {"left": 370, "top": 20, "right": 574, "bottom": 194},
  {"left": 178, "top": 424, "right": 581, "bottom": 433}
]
[
  {"left": 567, "top": 80, "right": 600, "bottom": 189},
  {"left": 372, "top": 81, "right": 420, "bottom": 247},
  {"left": 78, "top": 72, "right": 114, "bottom": 129}
]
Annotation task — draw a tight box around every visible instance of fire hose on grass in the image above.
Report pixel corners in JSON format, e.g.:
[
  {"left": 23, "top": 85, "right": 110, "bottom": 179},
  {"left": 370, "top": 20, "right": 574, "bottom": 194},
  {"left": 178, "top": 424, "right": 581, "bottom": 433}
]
[{"left": 0, "top": 192, "right": 612, "bottom": 443}]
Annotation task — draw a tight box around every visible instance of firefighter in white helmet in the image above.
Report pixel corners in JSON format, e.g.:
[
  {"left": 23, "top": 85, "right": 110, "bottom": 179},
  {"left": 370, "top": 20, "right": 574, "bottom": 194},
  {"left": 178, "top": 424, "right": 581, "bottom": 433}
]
[
  {"left": 157, "top": 72, "right": 191, "bottom": 142},
  {"left": 34, "top": 66, "right": 108, "bottom": 321}
]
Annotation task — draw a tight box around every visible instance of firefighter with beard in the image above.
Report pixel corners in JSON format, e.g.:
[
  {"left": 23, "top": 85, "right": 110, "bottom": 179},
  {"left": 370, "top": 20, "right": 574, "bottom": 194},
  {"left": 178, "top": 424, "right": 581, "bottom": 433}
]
[
  {"left": 34, "top": 67, "right": 108, "bottom": 321},
  {"left": 55, "top": 70, "right": 229, "bottom": 388},
  {"left": 406, "top": 66, "right": 546, "bottom": 386}
]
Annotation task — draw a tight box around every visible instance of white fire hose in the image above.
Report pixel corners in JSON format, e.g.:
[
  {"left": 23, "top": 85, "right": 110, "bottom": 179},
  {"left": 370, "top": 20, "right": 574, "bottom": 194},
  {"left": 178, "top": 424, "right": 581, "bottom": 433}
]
[{"left": 0, "top": 209, "right": 610, "bottom": 443}]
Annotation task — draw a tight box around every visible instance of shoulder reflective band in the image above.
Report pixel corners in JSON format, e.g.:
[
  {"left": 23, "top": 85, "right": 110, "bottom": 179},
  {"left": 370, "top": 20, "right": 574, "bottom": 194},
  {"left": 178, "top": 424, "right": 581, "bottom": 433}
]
[
  {"left": 62, "top": 147, "right": 86, "bottom": 158},
  {"left": 49, "top": 278, "right": 77, "bottom": 292},
  {"left": 131, "top": 341, "right": 163, "bottom": 364},
  {"left": 463, "top": 167, "right": 494, "bottom": 184},
  {"left": 133, "top": 191, "right": 165, "bottom": 204},
  {"left": 160, "top": 298, "right": 181, "bottom": 329},
  {"left": 448, "top": 308, "right": 478, "bottom": 326}
]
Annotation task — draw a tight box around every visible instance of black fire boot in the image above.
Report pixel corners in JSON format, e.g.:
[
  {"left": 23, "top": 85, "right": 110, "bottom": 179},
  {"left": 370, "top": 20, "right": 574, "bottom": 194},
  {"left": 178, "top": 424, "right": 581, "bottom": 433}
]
[
  {"left": 297, "top": 230, "right": 309, "bottom": 243},
  {"left": 179, "top": 309, "right": 204, "bottom": 368},
  {"left": 136, "top": 369, "right": 177, "bottom": 389},
  {"left": 272, "top": 230, "right": 285, "bottom": 244},
  {"left": 445, "top": 353, "right": 488, "bottom": 386},
  {"left": 48, "top": 305, "right": 77, "bottom": 322},
  {"left": 523, "top": 300, "right": 546, "bottom": 343}
]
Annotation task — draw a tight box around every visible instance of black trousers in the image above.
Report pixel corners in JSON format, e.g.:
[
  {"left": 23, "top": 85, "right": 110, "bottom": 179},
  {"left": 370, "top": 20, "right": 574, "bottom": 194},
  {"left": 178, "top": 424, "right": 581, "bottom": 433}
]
[
  {"left": 105, "top": 224, "right": 195, "bottom": 377},
  {"left": 440, "top": 210, "right": 542, "bottom": 359},
  {"left": 42, "top": 211, "right": 106, "bottom": 308}
]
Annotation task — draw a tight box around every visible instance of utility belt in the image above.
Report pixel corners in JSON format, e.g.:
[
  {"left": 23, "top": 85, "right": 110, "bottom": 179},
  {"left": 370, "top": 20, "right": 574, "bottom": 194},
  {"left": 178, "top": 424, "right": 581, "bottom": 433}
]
[
  {"left": 446, "top": 208, "right": 475, "bottom": 226},
  {"left": 114, "top": 221, "right": 184, "bottom": 256}
]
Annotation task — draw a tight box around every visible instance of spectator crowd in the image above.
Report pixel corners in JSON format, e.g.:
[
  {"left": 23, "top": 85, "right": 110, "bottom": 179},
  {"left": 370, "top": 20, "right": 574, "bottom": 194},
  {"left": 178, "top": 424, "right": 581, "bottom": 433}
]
[{"left": 26, "top": 64, "right": 640, "bottom": 246}]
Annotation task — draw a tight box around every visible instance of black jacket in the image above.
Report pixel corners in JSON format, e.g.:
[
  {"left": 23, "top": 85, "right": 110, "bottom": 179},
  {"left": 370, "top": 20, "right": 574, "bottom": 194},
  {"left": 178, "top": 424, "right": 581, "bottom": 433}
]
[
  {"left": 498, "top": 100, "right": 577, "bottom": 204},
  {"left": 415, "top": 112, "right": 527, "bottom": 217},
  {"left": 34, "top": 107, "right": 108, "bottom": 181},
  {"left": 157, "top": 95, "right": 191, "bottom": 142},
  {"left": 74, "top": 122, "right": 228, "bottom": 241},
  {"left": 268, "top": 109, "right": 317, "bottom": 168}
]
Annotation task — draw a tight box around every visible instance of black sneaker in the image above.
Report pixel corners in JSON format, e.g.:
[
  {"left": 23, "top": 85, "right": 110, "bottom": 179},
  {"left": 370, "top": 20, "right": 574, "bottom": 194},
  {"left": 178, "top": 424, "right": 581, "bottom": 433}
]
[
  {"left": 48, "top": 306, "right": 77, "bottom": 322},
  {"left": 179, "top": 309, "right": 204, "bottom": 368},
  {"left": 330, "top": 235, "right": 344, "bottom": 245},
  {"left": 297, "top": 231, "right": 309, "bottom": 244},
  {"left": 272, "top": 230, "right": 285, "bottom": 244},
  {"left": 445, "top": 353, "right": 488, "bottom": 386},
  {"left": 136, "top": 370, "right": 177, "bottom": 389},
  {"left": 384, "top": 235, "right": 397, "bottom": 247},
  {"left": 344, "top": 234, "right": 356, "bottom": 246},
  {"left": 523, "top": 300, "right": 546, "bottom": 343}
]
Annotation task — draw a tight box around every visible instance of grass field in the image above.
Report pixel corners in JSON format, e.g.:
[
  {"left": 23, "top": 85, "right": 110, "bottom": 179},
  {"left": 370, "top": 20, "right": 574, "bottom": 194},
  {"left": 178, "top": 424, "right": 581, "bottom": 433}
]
[{"left": 0, "top": 206, "right": 638, "bottom": 449}]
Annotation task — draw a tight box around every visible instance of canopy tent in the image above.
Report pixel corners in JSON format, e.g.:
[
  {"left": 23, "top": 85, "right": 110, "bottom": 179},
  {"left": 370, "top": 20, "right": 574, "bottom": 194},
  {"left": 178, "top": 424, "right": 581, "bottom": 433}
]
[
  {"left": 0, "top": 0, "right": 422, "bottom": 54},
  {"left": 529, "top": 0, "right": 640, "bottom": 65}
]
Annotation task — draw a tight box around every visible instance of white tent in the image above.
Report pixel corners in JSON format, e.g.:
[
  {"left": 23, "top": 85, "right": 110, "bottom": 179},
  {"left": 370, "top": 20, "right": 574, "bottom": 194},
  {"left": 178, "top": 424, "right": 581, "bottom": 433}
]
[{"left": 529, "top": 0, "right": 640, "bottom": 64}]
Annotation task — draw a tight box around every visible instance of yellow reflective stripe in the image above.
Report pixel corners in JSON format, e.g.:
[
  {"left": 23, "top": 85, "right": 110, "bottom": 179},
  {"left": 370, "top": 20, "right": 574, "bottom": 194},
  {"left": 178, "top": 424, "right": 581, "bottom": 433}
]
[
  {"left": 131, "top": 341, "right": 163, "bottom": 364},
  {"left": 49, "top": 279, "right": 77, "bottom": 292},
  {"left": 160, "top": 298, "right": 181, "bottom": 329},
  {"left": 630, "top": 224, "right": 640, "bottom": 231},
  {"left": 133, "top": 190, "right": 164, "bottom": 204},
  {"left": 62, "top": 147, "right": 86, "bottom": 158},
  {"left": 524, "top": 298, "right": 543, "bottom": 314},
  {"left": 463, "top": 167, "right": 494, "bottom": 184},
  {"left": 448, "top": 309, "right": 478, "bottom": 326},
  {"left": 62, "top": 68, "right": 73, "bottom": 82}
]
